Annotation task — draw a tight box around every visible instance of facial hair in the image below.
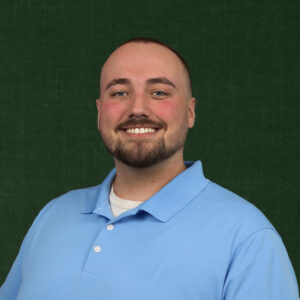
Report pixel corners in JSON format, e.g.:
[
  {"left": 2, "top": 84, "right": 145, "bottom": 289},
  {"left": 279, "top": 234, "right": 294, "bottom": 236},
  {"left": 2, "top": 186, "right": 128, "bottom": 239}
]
[{"left": 100, "top": 117, "right": 188, "bottom": 168}]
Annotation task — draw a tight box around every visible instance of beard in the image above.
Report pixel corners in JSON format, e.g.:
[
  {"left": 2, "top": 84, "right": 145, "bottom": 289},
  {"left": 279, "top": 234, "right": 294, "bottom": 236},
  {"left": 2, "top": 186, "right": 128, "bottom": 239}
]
[
  {"left": 100, "top": 128, "right": 188, "bottom": 168},
  {"left": 99, "top": 115, "right": 189, "bottom": 168},
  {"left": 113, "top": 139, "right": 182, "bottom": 168}
]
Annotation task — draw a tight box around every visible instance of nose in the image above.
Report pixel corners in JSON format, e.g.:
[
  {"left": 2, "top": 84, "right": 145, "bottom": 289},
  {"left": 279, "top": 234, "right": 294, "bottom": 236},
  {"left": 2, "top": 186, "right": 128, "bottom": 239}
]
[{"left": 127, "top": 92, "right": 150, "bottom": 118}]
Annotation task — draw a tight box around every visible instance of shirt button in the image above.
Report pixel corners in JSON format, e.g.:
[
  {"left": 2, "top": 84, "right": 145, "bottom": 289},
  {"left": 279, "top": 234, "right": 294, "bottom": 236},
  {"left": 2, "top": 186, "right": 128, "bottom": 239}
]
[
  {"left": 94, "top": 245, "right": 102, "bottom": 253},
  {"left": 107, "top": 224, "right": 114, "bottom": 231}
]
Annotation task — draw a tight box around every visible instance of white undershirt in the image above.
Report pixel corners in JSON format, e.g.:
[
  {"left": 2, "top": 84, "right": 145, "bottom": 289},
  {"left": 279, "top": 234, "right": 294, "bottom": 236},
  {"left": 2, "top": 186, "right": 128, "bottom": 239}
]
[{"left": 109, "top": 184, "right": 143, "bottom": 217}]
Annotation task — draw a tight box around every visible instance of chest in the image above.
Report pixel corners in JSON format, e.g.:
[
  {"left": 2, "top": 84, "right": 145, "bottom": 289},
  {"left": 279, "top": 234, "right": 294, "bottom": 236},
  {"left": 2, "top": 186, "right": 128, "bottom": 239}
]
[{"left": 18, "top": 213, "right": 231, "bottom": 300}]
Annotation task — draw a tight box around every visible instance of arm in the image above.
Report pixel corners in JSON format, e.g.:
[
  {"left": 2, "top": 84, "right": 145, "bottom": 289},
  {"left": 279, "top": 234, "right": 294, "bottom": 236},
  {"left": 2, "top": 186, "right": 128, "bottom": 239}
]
[{"left": 223, "top": 229, "right": 299, "bottom": 299}]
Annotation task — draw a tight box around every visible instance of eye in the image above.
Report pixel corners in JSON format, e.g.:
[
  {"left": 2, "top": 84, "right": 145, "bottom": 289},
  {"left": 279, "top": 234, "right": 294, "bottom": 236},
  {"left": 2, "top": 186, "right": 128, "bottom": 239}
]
[
  {"left": 111, "top": 91, "right": 128, "bottom": 97},
  {"left": 152, "top": 90, "right": 168, "bottom": 97}
]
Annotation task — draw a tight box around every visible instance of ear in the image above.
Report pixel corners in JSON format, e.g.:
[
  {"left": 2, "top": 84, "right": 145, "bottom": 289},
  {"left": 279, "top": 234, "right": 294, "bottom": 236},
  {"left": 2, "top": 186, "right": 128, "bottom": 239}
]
[
  {"left": 96, "top": 99, "right": 101, "bottom": 131},
  {"left": 187, "top": 97, "right": 196, "bottom": 128}
]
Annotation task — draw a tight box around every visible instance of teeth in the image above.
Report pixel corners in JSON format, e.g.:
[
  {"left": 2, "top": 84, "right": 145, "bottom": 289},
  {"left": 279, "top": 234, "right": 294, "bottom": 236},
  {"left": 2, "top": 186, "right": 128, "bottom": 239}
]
[{"left": 125, "top": 128, "right": 157, "bottom": 134}]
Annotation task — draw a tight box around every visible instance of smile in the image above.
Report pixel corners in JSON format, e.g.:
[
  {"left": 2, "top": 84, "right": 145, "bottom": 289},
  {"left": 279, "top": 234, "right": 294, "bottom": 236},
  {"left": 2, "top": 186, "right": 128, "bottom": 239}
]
[{"left": 125, "top": 128, "right": 157, "bottom": 134}]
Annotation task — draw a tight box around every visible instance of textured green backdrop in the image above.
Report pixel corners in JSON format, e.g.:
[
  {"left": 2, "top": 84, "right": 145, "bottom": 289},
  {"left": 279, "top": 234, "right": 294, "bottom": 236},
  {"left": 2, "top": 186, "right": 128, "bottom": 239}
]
[{"left": 0, "top": 0, "right": 299, "bottom": 285}]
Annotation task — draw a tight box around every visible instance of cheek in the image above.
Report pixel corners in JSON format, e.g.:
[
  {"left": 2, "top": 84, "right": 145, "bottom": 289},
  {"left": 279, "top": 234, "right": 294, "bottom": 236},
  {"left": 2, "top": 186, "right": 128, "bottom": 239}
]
[
  {"left": 154, "top": 101, "right": 185, "bottom": 121},
  {"left": 99, "top": 102, "right": 124, "bottom": 124}
]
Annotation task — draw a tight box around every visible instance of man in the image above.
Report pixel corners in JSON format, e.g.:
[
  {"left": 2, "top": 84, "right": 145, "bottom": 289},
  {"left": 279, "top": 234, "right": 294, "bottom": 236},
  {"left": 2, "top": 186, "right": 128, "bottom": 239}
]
[{"left": 0, "top": 38, "right": 298, "bottom": 299}]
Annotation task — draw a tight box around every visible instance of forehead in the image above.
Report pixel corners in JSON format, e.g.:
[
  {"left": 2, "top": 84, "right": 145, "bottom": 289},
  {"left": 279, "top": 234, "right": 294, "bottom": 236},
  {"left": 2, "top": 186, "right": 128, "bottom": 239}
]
[{"left": 100, "top": 42, "right": 187, "bottom": 89}]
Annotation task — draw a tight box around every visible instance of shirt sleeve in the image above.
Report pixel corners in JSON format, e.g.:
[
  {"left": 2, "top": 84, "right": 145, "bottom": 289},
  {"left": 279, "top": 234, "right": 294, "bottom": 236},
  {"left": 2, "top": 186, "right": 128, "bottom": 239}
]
[{"left": 223, "top": 228, "right": 299, "bottom": 300}]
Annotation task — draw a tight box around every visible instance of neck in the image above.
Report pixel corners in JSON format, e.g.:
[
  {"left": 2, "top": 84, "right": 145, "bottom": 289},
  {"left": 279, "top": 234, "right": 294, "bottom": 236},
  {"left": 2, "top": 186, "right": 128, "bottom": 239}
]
[{"left": 113, "top": 152, "right": 186, "bottom": 202}]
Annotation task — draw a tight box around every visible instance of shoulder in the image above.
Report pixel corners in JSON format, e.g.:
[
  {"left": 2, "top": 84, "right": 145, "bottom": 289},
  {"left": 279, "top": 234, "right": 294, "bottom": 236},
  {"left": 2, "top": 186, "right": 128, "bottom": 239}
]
[
  {"left": 34, "top": 183, "right": 102, "bottom": 222},
  {"left": 189, "top": 180, "right": 278, "bottom": 243},
  {"left": 55, "top": 184, "right": 101, "bottom": 206},
  {"left": 204, "top": 180, "right": 272, "bottom": 224}
]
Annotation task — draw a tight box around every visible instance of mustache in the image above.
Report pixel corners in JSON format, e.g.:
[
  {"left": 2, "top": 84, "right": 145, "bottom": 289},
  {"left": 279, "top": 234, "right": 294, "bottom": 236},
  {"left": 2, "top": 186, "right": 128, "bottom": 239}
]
[{"left": 116, "top": 117, "right": 166, "bottom": 130}]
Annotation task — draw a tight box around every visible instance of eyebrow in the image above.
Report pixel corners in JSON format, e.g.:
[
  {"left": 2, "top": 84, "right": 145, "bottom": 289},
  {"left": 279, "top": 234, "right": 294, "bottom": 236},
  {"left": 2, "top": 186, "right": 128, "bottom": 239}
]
[
  {"left": 146, "top": 77, "right": 177, "bottom": 89},
  {"left": 105, "top": 78, "right": 130, "bottom": 91},
  {"left": 104, "top": 77, "right": 177, "bottom": 91}
]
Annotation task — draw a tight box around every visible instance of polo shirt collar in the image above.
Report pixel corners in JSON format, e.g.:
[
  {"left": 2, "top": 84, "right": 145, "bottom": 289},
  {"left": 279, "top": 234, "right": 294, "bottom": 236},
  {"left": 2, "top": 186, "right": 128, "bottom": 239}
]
[
  {"left": 86, "top": 161, "right": 209, "bottom": 222},
  {"left": 139, "top": 161, "right": 210, "bottom": 222},
  {"left": 79, "top": 169, "right": 115, "bottom": 215}
]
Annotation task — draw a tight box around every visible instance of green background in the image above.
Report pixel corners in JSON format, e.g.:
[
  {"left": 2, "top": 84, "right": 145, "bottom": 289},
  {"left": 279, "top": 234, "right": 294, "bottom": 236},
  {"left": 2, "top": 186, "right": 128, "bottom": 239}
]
[{"left": 1, "top": 0, "right": 299, "bottom": 285}]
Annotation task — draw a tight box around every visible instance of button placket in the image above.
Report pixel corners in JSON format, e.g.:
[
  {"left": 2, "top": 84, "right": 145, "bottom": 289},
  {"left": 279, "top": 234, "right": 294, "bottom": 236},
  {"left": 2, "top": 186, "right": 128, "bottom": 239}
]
[{"left": 82, "top": 222, "right": 116, "bottom": 274}]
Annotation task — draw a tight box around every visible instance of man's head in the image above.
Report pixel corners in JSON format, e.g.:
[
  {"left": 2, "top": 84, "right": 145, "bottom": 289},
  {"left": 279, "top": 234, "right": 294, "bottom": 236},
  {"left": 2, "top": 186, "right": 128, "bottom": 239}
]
[{"left": 96, "top": 37, "right": 195, "bottom": 168}]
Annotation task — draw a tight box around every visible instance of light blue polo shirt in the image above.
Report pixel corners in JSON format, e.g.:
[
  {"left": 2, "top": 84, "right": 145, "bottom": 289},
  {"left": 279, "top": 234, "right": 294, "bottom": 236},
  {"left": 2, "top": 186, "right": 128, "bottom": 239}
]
[{"left": 0, "top": 161, "right": 298, "bottom": 300}]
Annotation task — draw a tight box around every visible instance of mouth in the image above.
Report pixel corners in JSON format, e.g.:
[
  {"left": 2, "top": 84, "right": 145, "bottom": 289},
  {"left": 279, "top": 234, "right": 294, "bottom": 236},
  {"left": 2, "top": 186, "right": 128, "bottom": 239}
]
[
  {"left": 119, "top": 125, "right": 162, "bottom": 137},
  {"left": 124, "top": 127, "right": 158, "bottom": 134},
  {"left": 117, "top": 119, "right": 165, "bottom": 137}
]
